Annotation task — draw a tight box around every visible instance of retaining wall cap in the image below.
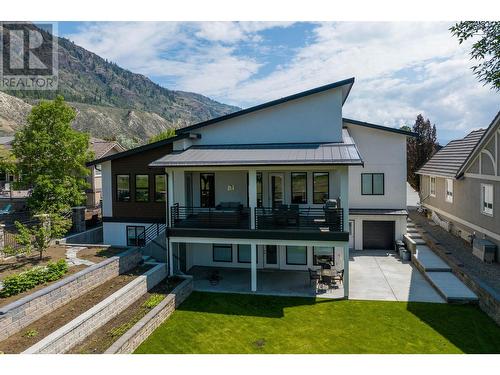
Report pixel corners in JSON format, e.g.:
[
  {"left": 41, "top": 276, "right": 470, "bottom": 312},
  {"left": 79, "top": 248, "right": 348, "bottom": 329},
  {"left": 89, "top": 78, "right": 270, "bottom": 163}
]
[
  {"left": 62, "top": 225, "right": 103, "bottom": 240},
  {"left": 0, "top": 249, "right": 139, "bottom": 316}
]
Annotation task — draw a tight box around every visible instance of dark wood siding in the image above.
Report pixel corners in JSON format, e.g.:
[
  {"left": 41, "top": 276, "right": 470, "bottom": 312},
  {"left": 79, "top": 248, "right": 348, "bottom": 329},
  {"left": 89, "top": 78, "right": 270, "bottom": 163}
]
[{"left": 111, "top": 144, "right": 173, "bottom": 221}]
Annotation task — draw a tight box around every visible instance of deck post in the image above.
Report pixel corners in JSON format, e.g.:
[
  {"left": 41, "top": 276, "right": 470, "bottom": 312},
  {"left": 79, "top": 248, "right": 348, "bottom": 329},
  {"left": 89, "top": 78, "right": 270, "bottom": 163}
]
[
  {"left": 251, "top": 243, "right": 257, "bottom": 292},
  {"left": 168, "top": 238, "right": 174, "bottom": 275},
  {"left": 248, "top": 169, "right": 257, "bottom": 229},
  {"left": 343, "top": 244, "right": 349, "bottom": 298},
  {"left": 339, "top": 166, "right": 350, "bottom": 299}
]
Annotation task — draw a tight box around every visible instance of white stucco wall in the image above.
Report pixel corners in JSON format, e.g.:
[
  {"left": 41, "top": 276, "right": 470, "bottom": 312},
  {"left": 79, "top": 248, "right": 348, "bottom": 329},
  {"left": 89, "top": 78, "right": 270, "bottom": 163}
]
[
  {"left": 173, "top": 88, "right": 344, "bottom": 147},
  {"left": 103, "top": 222, "right": 154, "bottom": 247},
  {"left": 101, "top": 161, "right": 113, "bottom": 217},
  {"left": 349, "top": 215, "right": 406, "bottom": 251},
  {"left": 345, "top": 123, "right": 407, "bottom": 209}
]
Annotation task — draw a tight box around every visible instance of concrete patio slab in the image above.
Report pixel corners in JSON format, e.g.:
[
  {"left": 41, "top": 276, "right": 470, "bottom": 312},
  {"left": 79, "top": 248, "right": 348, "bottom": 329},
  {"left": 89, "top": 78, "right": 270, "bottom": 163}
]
[
  {"left": 426, "top": 272, "right": 478, "bottom": 303},
  {"left": 414, "top": 246, "right": 452, "bottom": 272}
]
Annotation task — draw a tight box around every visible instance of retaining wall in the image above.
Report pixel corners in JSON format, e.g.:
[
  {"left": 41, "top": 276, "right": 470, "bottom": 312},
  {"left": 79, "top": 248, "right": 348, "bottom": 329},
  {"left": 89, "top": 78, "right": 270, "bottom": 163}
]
[
  {"left": 105, "top": 275, "right": 193, "bottom": 354},
  {"left": 0, "top": 248, "right": 141, "bottom": 342},
  {"left": 24, "top": 263, "right": 167, "bottom": 354},
  {"left": 59, "top": 226, "right": 103, "bottom": 245}
]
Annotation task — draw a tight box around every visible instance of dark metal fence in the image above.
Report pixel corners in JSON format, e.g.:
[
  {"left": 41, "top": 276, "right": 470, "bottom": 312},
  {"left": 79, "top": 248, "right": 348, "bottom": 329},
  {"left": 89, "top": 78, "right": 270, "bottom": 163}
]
[
  {"left": 2, "top": 217, "right": 40, "bottom": 251},
  {"left": 170, "top": 204, "right": 251, "bottom": 229}
]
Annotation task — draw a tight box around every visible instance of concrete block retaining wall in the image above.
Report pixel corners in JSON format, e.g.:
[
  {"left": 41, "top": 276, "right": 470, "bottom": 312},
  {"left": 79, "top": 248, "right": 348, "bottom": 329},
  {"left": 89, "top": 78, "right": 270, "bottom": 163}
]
[
  {"left": 59, "top": 226, "right": 103, "bottom": 245},
  {"left": 0, "top": 248, "right": 142, "bottom": 342},
  {"left": 24, "top": 263, "right": 167, "bottom": 354},
  {"left": 105, "top": 276, "right": 193, "bottom": 354}
]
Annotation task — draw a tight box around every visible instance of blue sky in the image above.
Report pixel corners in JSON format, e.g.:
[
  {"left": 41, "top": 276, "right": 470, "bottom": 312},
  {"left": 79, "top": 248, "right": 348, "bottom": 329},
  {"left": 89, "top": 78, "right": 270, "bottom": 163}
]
[{"left": 58, "top": 21, "right": 499, "bottom": 145}]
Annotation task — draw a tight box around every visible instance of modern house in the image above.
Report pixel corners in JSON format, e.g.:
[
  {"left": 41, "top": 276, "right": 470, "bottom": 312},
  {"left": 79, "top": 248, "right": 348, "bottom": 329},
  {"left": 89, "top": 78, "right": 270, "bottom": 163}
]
[
  {"left": 417, "top": 111, "right": 500, "bottom": 262},
  {"left": 89, "top": 77, "right": 414, "bottom": 298}
]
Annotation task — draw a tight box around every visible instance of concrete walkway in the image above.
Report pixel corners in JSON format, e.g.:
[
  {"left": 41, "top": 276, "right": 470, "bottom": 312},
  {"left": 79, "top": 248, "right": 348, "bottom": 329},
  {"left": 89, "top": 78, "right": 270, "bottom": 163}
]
[
  {"left": 349, "top": 250, "right": 444, "bottom": 303},
  {"left": 65, "top": 246, "right": 95, "bottom": 266}
]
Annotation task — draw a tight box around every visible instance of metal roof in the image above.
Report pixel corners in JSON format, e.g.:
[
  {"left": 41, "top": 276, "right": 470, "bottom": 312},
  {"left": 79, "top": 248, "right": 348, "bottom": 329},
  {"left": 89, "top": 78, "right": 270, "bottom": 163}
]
[
  {"left": 416, "top": 129, "right": 486, "bottom": 178},
  {"left": 150, "top": 128, "right": 363, "bottom": 168}
]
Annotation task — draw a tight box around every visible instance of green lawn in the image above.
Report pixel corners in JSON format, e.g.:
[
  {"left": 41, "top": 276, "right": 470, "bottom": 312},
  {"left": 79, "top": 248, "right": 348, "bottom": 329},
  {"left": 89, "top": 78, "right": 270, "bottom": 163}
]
[{"left": 135, "top": 292, "right": 500, "bottom": 354}]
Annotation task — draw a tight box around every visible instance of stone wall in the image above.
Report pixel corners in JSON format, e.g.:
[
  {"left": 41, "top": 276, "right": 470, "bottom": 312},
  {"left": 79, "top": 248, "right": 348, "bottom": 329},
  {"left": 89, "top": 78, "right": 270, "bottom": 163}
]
[
  {"left": 24, "top": 263, "right": 167, "bottom": 354},
  {"left": 0, "top": 248, "right": 142, "bottom": 341},
  {"left": 105, "top": 275, "right": 193, "bottom": 354}
]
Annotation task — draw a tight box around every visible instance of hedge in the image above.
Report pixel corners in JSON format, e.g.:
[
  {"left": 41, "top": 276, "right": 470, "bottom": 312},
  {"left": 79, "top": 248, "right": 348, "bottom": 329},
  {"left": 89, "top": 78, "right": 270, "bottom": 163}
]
[{"left": 0, "top": 259, "right": 68, "bottom": 298}]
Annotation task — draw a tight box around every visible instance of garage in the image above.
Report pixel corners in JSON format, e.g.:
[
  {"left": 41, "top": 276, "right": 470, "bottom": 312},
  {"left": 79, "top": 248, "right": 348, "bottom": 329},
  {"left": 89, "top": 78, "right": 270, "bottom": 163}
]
[{"left": 362, "top": 221, "right": 395, "bottom": 250}]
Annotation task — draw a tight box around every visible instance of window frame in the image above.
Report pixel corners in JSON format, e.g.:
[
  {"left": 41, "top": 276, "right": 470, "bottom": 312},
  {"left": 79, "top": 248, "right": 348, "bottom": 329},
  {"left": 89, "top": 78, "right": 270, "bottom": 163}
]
[
  {"left": 135, "top": 174, "right": 150, "bottom": 203},
  {"left": 291, "top": 172, "right": 308, "bottom": 204},
  {"left": 126, "top": 225, "right": 145, "bottom": 247},
  {"left": 116, "top": 174, "right": 131, "bottom": 202},
  {"left": 361, "top": 173, "right": 385, "bottom": 196},
  {"left": 313, "top": 246, "right": 335, "bottom": 266},
  {"left": 237, "top": 244, "right": 257, "bottom": 263},
  {"left": 313, "top": 172, "right": 329, "bottom": 204},
  {"left": 200, "top": 173, "right": 215, "bottom": 208},
  {"left": 481, "top": 183, "right": 494, "bottom": 216},
  {"left": 430, "top": 176, "right": 436, "bottom": 197},
  {"left": 212, "top": 243, "right": 233, "bottom": 263},
  {"left": 445, "top": 178, "right": 453, "bottom": 203},
  {"left": 285, "top": 245, "right": 307, "bottom": 265},
  {"left": 94, "top": 164, "right": 102, "bottom": 177},
  {"left": 154, "top": 174, "right": 167, "bottom": 203}
]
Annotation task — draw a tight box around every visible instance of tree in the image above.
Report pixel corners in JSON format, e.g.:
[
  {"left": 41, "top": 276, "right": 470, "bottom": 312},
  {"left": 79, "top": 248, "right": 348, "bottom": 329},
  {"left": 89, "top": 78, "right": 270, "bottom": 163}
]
[
  {"left": 406, "top": 114, "right": 439, "bottom": 190},
  {"left": 450, "top": 21, "right": 500, "bottom": 90},
  {"left": 148, "top": 128, "right": 176, "bottom": 144},
  {"left": 12, "top": 96, "right": 93, "bottom": 213}
]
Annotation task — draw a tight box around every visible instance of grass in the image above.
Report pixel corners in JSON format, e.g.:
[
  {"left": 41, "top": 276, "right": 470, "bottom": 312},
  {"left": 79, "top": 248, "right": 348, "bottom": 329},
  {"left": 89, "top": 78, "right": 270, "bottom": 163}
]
[{"left": 134, "top": 292, "right": 500, "bottom": 354}]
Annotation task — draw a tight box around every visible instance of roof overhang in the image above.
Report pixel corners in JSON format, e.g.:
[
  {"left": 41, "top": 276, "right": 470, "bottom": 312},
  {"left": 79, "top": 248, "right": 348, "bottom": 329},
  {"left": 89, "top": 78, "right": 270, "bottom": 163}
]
[{"left": 343, "top": 118, "right": 417, "bottom": 137}]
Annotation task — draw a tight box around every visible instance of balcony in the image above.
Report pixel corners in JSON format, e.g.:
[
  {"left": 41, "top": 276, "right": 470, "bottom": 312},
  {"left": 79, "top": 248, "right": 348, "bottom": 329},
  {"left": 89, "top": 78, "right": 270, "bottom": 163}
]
[{"left": 169, "top": 204, "right": 346, "bottom": 240}]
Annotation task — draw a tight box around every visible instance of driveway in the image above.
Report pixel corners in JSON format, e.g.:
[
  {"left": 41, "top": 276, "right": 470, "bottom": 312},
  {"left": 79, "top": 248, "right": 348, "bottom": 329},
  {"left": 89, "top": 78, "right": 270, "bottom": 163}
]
[{"left": 349, "top": 250, "right": 444, "bottom": 303}]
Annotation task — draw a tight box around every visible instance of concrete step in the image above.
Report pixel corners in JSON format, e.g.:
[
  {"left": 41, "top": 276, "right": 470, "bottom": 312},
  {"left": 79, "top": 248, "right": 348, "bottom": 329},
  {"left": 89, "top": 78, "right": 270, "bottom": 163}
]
[
  {"left": 425, "top": 272, "right": 478, "bottom": 303},
  {"left": 407, "top": 232, "right": 423, "bottom": 239},
  {"left": 413, "top": 246, "right": 452, "bottom": 272}
]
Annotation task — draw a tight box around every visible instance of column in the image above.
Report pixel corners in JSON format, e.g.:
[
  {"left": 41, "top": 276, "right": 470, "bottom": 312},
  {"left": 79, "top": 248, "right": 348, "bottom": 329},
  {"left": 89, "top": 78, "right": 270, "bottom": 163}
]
[
  {"left": 343, "top": 244, "right": 349, "bottom": 299},
  {"left": 251, "top": 243, "right": 257, "bottom": 292},
  {"left": 248, "top": 169, "right": 257, "bottom": 229},
  {"left": 167, "top": 169, "right": 174, "bottom": 227},
  {"left": 339, "top": 166, "right": 350, "bottom": 299},
  {"left": 168, "top": 238, "right": 174, "bottom": 275}
]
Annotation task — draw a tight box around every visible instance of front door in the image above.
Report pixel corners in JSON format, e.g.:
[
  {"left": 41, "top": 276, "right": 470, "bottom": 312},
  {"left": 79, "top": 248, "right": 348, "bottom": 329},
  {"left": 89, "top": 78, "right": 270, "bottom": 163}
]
[
  {"left": 269, "top": 173, "right": 284, "bottom": 207},
  {"left": 264, "top": 245, "right": 279, "bottom": 268}
]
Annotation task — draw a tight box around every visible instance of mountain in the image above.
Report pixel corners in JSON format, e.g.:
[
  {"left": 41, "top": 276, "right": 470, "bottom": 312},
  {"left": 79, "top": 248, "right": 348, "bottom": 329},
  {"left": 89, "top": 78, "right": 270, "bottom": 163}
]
[{"left": 0, "top": 23, "right": 239, "bottom": 146}]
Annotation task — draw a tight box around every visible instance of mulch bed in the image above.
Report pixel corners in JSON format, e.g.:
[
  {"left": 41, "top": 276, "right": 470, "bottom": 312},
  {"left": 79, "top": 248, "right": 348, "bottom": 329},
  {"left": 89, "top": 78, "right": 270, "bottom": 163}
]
[
  {"left": 0, "top": 264, "right": 151, "bottom": 354},
  {"left": 77, "top": 247, "right": 125, "bottom": 263},
  {"left": 0, "top": 246, "right": 68, "bottom": 279},
  {"left": 69, "top": 276, "right": 183, "bottom": 354}
]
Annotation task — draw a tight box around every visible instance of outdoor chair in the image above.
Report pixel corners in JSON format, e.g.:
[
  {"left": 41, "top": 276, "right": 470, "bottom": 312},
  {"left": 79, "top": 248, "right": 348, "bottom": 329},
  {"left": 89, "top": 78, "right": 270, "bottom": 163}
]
[
  {"left": 208, "top": 270, "right": 222, "bottom": 286},
  {"left": 308, "top": 268, "right": 320, "bottom": 287},
  {"left": 333, "top": 269, "right": 344, "bottom": 284}
]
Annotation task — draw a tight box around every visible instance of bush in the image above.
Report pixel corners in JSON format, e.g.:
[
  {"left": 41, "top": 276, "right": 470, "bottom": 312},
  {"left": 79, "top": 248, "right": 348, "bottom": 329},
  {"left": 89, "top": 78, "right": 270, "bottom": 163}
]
[{"left": 0, "top": 259, "right": 68, "bottom": 298}]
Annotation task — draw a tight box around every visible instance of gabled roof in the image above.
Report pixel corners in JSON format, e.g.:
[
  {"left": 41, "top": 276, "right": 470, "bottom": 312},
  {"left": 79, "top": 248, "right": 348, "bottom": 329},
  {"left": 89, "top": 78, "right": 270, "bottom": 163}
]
[
  {"left": 90, "top": 137, "right": 125, "bottom": 159},
  {"left": 149, "top": 128, "right": 363, "bottom": 168},
  {"left": 343, "top": 118, "right": 417, "bottom": 137},
  {"left": 416, "top": 128, "right": 487, "bottom": 178},
  {"left": 176, "top": 77, "right": 355, "bottom": 134}
]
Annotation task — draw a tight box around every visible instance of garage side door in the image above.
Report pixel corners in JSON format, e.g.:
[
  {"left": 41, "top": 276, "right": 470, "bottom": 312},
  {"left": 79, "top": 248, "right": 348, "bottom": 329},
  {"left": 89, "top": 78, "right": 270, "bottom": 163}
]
[{"left": 362, "top": 221, "right": 395, "bottom": 250}]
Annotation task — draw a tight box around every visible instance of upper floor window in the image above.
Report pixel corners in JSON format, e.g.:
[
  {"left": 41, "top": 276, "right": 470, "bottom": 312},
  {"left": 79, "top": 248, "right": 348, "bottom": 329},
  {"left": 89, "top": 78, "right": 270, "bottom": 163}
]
[
  {"left": 481, "top": 184, "right": 493, "bottom": 216},
  {"left": 200, "top": 173, "right": 215, "bottom": 208},
  {"left": 94, "top": 164, "right": 102, "bottom": 177},
  {"left": 430, "top": 176, "right": 436, "bottom": 197},
  {"left": 116, "top": 175, "right": 130, "bottom": 202},
  {"left": 445, "top": 179, "right": 453, "bottom": 203},
  {"left": 154, "top": 174, "right": 166, "bottom": 202},
  {"left": 135, "top": 175, "right": 150, "bottom": 202},
  {"left": 313, "top": 172, "right": 329, "bottom": 204},
  {"left": 291, "top": 172, "right": 307, "bottom": 204},
  {"left": 361, "top": 173, "right": 384, "bottom": 195}
]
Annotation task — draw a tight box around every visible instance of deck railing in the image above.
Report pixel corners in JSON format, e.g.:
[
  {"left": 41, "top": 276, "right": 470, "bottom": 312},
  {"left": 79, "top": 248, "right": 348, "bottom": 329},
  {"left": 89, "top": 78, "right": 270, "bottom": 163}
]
[{"left": 170, "top": 204, "right": 344, "bottom": 232}]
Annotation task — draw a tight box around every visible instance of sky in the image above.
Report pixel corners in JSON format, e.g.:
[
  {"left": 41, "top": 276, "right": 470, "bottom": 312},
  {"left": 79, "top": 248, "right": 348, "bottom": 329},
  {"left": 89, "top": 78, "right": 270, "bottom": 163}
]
[{"left": 58, "top": 21, "right": 499, "bottom": 145}]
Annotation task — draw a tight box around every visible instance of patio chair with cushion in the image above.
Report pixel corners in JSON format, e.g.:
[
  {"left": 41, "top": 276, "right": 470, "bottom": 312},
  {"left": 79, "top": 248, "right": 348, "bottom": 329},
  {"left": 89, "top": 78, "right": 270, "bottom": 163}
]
[{"left": 308, "top": 268, "right": 320, "bottom": 287}]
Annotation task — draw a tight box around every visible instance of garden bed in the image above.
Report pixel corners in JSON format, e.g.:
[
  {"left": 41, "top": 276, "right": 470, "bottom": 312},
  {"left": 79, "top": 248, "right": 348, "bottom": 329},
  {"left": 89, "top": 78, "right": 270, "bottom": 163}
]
[
  {"left": 77, "top": 246, "right": 125, "bottom": 263},
  {"left": 0, "top": 264, "right": 151, "bottom": 354},
  {"left": 69, "top": 276, "right": 182, "bottom": 354}
]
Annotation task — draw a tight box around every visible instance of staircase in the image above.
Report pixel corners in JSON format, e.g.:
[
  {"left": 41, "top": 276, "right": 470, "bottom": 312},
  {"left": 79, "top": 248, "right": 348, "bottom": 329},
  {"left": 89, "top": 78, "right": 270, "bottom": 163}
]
[
  {"left": 405, "top": 218, "right": 478, "bottom": 304},
  {"left": 139, "top": 223, "right": 168, "bottom": 263}
]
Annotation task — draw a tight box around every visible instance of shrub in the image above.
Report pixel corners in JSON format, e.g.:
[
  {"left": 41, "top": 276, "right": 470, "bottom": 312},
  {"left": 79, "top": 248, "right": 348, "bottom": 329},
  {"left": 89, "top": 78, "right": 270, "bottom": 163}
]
[
  {"left": 0, "top": 259, "right": 68, "bottom": 298},
  {"left": 142, "top": 293, "right": 165, "bottom": 309}
]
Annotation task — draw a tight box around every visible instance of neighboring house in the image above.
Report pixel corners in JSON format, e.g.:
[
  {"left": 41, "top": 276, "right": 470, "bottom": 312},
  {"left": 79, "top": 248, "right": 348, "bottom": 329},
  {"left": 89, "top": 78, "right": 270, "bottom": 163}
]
[
  {"left": 88, "top": 77, "right": 414, "bottom": 298},
  {"left": 417, "top": 111, "right": 500, "bottom": 261},
  {"left": 86, "top": 138, "right": 125, "bottom": 208},
  {"left": 0, "top": 135, "right": 123, "bottom": 207}
]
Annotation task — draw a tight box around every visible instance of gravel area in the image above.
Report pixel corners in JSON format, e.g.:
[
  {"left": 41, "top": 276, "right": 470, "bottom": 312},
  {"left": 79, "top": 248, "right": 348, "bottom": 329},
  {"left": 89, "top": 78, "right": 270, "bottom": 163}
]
[{"left": 409, "top": 209, "right": 500, "bottom": 295}]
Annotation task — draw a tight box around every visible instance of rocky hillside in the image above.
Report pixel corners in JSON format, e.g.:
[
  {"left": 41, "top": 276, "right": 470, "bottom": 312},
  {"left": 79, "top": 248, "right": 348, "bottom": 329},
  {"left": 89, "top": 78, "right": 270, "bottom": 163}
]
[{"left": 0, "top": 23, "right": 239, "bottom": 146}]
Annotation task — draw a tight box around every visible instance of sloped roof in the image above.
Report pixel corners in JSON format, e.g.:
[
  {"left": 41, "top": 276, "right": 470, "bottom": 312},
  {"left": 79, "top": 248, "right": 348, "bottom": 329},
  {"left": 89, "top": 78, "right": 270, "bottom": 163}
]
[
  {"left": 150, "top": 128, "right": 363, "bottom": 168},
  {"left": 90, "top": 137, "right": 125, "bottom": 159},
  {"left": 416, "top": 129, "right": 486, "bottom": 178}
]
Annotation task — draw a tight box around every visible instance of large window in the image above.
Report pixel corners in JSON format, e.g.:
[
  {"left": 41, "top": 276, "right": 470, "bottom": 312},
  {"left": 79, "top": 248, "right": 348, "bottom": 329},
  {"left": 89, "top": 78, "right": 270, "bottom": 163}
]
[
  {"left": 237, "top": 244, "right": 257, "bottom": 263},
  {"left": 313, "top": 246, "right": 335, "bottom": 266},
  {"left": 127, "top": 226, "right": 145, "bottom": 246},
  {"left": 286, "top": 246, "right": 307, "bottom": 265},
  {"left": 135, "top": 175, "right": 150, "bottom": 202},
  {"left": 445, "top": 178, "right": 453, "bottom": 203},
  {"left": 291, "top": 172, "right": 307, "bottom": 204},
  {"left": 361, "top": 173, "right": 384, "bottom": 195},
  {"left": 200, "top": 173, "right": 215, "bottom": 208},
  {"left": 313, "top": 172, "right": 329, "bottom": 204},
  {"left": 257, "top": 172, "right": 263, "bottom": 208},
  {"left": 430, "top": 176, "right": 436, "bottom": 197},
  {"left": 481, "top": 184, "right": 493, "bottom": 216},
  {"left": 154, "top": 174, "right": 166, "bottom": 202},
  {"left": 213, "top": 244, "right": 233, "bottom": 262},
  {"left": 116, "top": 175, "right": 130, "bottom": 202}
]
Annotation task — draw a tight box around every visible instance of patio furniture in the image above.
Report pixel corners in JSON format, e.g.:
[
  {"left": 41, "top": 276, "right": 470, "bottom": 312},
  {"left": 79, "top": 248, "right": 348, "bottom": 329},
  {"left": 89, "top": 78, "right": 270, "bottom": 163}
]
[
  {"left": 333, "top": 269, "right": 344, "bottom": 284},
  {"left": 208, "top": 270, "right": 222, "bottom": 286},
  {"left": 308, "top": 268, "right": 320, "bottom": 286}
]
